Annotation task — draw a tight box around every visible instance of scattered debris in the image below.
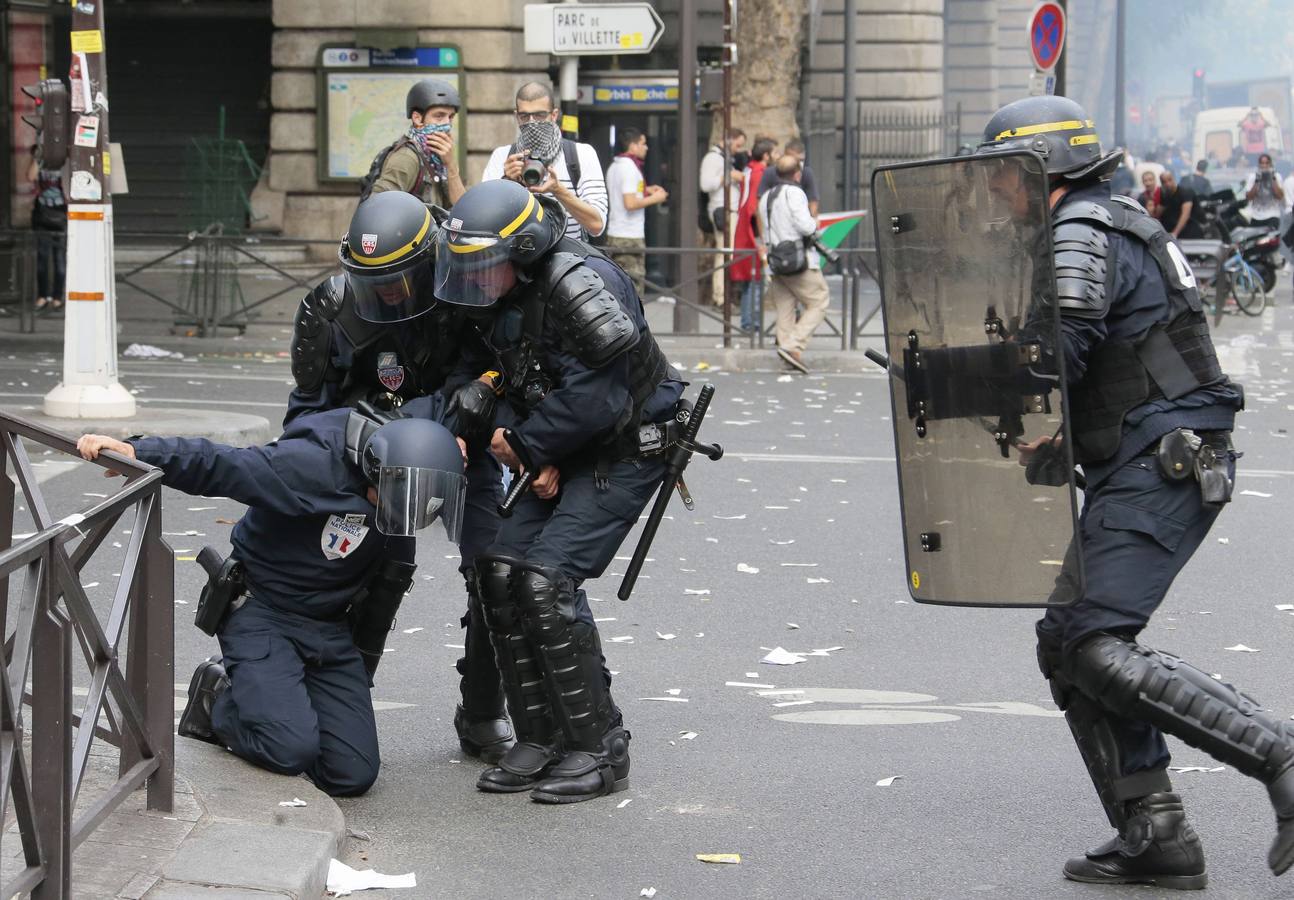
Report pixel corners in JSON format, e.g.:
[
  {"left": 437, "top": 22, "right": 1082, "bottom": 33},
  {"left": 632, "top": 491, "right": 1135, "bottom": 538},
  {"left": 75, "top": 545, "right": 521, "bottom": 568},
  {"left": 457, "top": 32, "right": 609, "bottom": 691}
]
[
  {"left": 1223, "top": 644, "right": 1260, "bottom": 652},
  {"left": 761, "top": 647, "right": 806, "bottom": 666},
  {"left": 278, "top": 798, "right": 308, "bottom": 807},
  {"left": 326, "top": 859, "right": 416, "bottom": 894},
  {"left": 876, "top": 776, "right": 902, "bottom": 787},
  {"left": 736, "top": 563, "right": 760, "bottom": 574},
  {"left": 696, "top": 853, "right": 741, "bottom": 865}
]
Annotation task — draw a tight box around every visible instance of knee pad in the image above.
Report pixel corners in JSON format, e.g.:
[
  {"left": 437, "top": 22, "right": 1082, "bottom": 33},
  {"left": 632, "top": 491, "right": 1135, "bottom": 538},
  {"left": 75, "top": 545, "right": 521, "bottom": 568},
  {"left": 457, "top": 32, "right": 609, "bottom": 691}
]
[{"left": 475, "top": 557, "right": 520, "bottom": 634}]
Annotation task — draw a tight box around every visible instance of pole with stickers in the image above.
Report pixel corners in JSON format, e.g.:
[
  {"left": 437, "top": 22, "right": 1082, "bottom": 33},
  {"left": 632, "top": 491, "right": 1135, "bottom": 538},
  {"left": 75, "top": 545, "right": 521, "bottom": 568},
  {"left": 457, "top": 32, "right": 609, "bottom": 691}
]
[{"left": 44, "top": 0, "right": 134, "bottom": 418}]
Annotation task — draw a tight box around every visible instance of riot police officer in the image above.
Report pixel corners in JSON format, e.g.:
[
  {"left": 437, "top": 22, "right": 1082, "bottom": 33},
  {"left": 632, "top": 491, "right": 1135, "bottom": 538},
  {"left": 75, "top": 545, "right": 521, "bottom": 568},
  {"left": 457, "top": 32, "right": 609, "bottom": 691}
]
[
  {"left": 433, "top": 179, "right": 685, "bottom": 803},
  {"left": 77, "top": 399, "right": 467, "bottom": 796},
  {"left": 288, "top": 190, "right": 513, "bottom": 765},
  {"left": 978, "top": 96, "right": 1293, "bottom": 887}
]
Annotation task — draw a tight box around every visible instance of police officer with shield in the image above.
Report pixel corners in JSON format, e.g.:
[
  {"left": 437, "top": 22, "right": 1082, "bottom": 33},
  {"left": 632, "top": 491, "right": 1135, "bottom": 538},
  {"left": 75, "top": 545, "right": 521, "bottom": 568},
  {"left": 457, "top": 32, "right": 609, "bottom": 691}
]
[
  {"left": 77, "top": 399, "right": 466, "bottom": 796},
  {"left": 288, "top": 190, "right": 514, "bottom": 765},
  {"left": 873, "top": 95, "right": 1294, "bottom": 889},
  {"left": 432, "top": 179, "right": 686, "bottom": 803}
]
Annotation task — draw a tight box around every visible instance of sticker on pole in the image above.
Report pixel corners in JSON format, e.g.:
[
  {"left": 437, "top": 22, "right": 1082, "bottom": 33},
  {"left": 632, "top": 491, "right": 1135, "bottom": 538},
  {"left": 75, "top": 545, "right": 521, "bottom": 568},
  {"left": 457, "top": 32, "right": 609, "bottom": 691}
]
[{"left": 1028, "top": 2, "right": 1066, "bottom": 72}]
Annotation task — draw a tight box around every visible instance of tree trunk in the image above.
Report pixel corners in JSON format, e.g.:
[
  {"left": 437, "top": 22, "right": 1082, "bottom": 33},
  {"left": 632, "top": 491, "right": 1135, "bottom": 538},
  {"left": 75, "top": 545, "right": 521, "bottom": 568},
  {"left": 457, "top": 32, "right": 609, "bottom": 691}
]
[{"left": 713, "top": 0, "right": 808, "bottom": 147}]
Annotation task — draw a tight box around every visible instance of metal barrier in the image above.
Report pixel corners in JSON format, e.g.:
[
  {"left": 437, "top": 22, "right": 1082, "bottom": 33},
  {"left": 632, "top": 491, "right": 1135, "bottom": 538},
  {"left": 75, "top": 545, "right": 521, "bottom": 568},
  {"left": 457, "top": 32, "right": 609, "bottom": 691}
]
[{"left": 0, "top": 413, "right": 174, "bottom": 899}]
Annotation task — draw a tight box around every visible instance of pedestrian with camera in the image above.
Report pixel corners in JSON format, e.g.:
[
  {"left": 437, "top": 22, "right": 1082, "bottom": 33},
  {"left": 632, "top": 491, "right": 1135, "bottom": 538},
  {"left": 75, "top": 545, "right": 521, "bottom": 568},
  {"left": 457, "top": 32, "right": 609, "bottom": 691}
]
[
  {"left": 480, "top": 81, "right": 607, "bottom": 240},
  {"left": 757, "top": 154, "right": 831, "bottom": 374},
  {"left": 1245, "top": 153, "right": 1285, "bottom": 229}
]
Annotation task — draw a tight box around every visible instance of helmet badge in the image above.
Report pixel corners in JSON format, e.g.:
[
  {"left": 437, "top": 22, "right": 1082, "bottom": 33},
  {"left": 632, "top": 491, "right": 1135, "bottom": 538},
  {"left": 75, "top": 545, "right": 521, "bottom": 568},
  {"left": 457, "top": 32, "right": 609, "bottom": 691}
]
[{"left": 361, "top": 233, "right": 378, "bottom": 255}]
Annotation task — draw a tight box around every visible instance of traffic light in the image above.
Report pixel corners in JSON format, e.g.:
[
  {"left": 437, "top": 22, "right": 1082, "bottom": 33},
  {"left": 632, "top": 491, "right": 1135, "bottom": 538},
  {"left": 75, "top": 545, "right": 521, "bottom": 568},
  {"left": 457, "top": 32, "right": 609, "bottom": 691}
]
[
  {"left": 1192, "top": 68, "right": 1206, "bottom": 103},
  {"left": 20, "top": 79, "right": 70, "bottom": 170}
]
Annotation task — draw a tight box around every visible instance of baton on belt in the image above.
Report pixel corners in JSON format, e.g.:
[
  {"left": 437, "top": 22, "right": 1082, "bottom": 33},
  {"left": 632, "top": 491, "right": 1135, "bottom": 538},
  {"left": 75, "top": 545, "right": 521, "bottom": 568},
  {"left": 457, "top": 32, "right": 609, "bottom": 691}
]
[{"left": 618, "top": 383, "right": 724, "bottom": 601}]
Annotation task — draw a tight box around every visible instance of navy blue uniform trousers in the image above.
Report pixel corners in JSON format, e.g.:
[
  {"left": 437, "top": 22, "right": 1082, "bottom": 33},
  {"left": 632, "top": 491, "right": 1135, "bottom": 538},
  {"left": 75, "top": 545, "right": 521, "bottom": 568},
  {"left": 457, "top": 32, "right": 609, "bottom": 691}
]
[
  {"left": 489, "top": 456, "right": 664, "bottom": 667},
  {"left": 213, "top": 598, "right": 379, "bottom": 797},
  {"left": 1037, "top": 451, "right": 1236, "bottom": 776}
]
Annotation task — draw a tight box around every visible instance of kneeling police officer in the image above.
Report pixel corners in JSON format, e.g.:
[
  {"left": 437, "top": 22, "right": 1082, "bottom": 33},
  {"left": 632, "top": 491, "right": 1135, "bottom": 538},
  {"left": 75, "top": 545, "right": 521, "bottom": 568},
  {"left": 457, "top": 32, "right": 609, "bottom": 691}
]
[
  {"left": 433, "top": 179, "right": 685, "bottom": 803},
  {"left": 288, "top": 190, "right": 513, "bottom": 765},
  {"left": 77, "top": 398, "right": 466, "bottom": 797},
  {"left": 978, "top": 96, "right": 1293, "bottom": 887}
]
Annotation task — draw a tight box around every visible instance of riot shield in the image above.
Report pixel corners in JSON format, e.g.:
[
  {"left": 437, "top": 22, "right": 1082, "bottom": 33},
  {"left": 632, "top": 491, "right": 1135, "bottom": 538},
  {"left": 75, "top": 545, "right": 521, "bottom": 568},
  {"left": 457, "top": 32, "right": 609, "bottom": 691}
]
[{"left": 870, "top": 150, "right": 1081, "bottom": 608}]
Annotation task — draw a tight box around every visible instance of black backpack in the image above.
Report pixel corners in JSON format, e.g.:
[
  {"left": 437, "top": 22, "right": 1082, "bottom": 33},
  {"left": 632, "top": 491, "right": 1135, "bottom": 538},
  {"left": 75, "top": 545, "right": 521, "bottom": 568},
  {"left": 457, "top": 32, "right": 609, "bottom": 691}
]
[{"left": 358, "top": 136, "right": 431, "bottom": 202}]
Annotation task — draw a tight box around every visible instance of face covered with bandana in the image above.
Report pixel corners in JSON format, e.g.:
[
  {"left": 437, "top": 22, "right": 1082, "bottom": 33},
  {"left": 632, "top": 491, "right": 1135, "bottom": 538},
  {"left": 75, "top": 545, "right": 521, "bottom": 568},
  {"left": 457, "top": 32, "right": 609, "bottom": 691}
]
[
  {"left": 410, "top": 106, "right": 456, "bottom": 172},
  {"left": 518, "top": 119, "right": 563, "bottom": 166}
]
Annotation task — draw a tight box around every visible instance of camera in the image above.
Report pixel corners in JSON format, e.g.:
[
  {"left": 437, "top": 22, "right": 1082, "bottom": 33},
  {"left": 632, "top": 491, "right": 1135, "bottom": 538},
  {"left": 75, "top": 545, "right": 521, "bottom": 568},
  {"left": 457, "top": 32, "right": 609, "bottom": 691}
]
[
  {"left": 810, "top": 236, "right": 840, "bottom": 266},
  {"left": 521, "top": 154, "right": 548, "bottom": 187}
]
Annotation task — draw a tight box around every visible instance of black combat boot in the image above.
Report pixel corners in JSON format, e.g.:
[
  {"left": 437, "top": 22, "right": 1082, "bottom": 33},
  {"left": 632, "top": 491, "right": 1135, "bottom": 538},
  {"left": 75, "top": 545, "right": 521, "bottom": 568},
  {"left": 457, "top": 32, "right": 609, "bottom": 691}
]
[
  {"left": 177, "top": 657, "right": 229, "bottom": 744},
  {"left": 530, "top": 726, "right": 630, "bottom": 804},
  {"left": 1064, "top": 793, "right": 1207, "bottom": 890},
  {"left": 1267, "top": 766, "right": 1294, "bottom": 875},
  {"left": 454, "top": 584, "right": 514, "bottom": 765}
]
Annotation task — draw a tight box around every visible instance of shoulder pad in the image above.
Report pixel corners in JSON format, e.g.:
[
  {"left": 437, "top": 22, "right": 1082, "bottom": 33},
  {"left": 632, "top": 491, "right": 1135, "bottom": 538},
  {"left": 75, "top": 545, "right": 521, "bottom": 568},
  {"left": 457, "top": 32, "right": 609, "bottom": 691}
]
[
  {"left": 1051, "top": 216, "right": 1112, "bottom": 320},
  {"left": 1052, "top": 200, "right": 1115, "bottom": 229},
  {"left": 540, "top": 253, "right": 638, "bottom": 367},
  {"left": 290, "top": 277, "right": 345, "bottom": 392}
]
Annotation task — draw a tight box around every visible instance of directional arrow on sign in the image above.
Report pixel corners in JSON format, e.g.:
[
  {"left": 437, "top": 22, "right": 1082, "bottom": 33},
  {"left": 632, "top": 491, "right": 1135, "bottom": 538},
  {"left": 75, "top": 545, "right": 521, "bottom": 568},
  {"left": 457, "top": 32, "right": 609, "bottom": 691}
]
[{"left": 524, "top": 3, "right": 665, "bottom": 56}]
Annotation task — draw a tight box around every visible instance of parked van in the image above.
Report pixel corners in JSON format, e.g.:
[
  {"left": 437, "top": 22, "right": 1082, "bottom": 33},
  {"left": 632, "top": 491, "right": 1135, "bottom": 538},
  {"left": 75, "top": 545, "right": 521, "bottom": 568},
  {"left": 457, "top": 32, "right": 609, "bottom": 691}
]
[{"left": 1192, "top": 106, "right": 1285, "bottom": 165}]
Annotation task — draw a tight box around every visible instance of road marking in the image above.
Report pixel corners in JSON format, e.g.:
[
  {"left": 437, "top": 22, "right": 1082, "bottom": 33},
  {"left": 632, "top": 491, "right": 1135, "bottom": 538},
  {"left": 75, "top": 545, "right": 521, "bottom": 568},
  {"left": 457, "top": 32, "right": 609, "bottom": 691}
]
[
  {"left": 731, "top": 451, "right": 1294, "bottom": 478},
  {"left": 764, "top": 686, "right": 1063, "bottom": 726}
]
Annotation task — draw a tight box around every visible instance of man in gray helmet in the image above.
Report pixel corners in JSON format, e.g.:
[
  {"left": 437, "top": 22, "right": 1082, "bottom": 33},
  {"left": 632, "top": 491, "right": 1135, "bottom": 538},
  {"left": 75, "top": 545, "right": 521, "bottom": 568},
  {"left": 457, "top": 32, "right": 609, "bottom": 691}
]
[
  {"left": 360, "top": 77, "right": 466, "bottom": 207},
  {"left": 977, "top": 96, "right": 1291, "bottom": 888}
]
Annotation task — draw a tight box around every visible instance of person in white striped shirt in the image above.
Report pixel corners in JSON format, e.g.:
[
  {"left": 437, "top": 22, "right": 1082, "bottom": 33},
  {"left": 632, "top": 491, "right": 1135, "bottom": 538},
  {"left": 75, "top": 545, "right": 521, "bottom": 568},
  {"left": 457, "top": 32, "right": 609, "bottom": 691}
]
[{"left": 480, "top": 81, "right": 608, "bottom": 241}]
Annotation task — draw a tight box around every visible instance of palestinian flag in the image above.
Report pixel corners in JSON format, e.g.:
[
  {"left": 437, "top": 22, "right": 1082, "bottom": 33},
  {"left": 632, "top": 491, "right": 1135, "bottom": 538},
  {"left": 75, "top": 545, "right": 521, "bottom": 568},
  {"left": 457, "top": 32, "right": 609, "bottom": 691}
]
[{"left": 816, "top": 210, "right": 868, "bottom": 249}]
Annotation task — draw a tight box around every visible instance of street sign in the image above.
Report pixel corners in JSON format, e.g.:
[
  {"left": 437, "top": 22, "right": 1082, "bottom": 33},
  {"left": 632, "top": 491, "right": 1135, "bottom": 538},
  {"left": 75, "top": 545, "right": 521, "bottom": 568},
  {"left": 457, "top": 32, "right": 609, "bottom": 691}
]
[
  {"left": 524, "top": 3, "right": 665, "bottom": 56},
  {"left": 1028, "top": 2, "right": 1066, "bottom": 72},
  {"left": 1028, "top": 70, "right": 1057, "bottom": 97}
]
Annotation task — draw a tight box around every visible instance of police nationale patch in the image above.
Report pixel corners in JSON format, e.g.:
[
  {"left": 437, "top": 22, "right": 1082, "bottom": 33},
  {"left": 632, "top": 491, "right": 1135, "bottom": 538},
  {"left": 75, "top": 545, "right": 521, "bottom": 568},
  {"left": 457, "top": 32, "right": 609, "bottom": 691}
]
[
  {"left": 361, "top": 232, "right": 379, "bottom": 255},
  {"left": 378, "top": 365, "right": 405, "bottom": 392},
  {"left": 321, "top": 514, "right": 369, "bottom": 560}
]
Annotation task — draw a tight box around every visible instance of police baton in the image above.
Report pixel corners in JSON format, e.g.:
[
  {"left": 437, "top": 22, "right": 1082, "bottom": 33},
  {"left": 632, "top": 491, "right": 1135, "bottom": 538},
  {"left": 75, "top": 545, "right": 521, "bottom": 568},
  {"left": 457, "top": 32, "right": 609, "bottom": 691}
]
[
  {"left": 618, "top": 383, "right": 723, "bottom": 601},
  {"left": 497, "top": 469, "right": 535, "bottom": 518}
]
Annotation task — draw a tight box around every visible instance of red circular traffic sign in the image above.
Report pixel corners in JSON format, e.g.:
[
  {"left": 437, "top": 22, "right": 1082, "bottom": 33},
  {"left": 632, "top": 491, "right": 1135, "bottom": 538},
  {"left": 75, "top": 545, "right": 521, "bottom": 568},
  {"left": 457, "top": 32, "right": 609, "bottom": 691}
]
[{"left": 1028, "top": 2, "right": 1066, "bottom": 71}]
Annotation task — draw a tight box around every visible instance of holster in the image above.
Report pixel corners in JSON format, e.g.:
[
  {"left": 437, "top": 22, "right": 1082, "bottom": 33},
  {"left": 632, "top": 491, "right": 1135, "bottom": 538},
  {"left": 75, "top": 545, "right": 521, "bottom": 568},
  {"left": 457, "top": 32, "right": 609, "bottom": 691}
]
[
  {"left": 1154, "top": 428, "right": 1234, "bottom": 509},
  {"left": 194, "top": 546, "right": 246, "bottom": 637},
  {"left": 349, "top": 559, "right": 417, "bottom": 681}
]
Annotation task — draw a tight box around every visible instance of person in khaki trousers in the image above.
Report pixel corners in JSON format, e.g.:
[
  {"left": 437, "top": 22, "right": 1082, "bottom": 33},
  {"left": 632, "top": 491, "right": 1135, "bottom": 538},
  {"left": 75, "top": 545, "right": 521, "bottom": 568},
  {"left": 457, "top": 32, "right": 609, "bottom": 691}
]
[{"left": 757, "top": 155, "right": 829, "bottom": 373}]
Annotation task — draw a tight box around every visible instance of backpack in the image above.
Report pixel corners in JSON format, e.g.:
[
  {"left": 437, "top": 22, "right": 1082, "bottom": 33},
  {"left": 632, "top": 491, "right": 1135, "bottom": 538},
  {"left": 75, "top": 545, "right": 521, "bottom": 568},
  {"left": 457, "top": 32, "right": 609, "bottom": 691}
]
[{"left": 358, "top": 136, "right": 431, "bottom": 203}]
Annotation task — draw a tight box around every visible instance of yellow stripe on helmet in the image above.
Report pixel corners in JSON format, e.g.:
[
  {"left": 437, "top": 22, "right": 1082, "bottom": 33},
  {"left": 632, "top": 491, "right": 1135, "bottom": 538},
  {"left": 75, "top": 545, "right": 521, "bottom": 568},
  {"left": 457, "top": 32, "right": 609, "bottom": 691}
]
[
  {"left": 498, "top": 194, "right": 537, "bottom": 238},
  {"left": 1070, "top": 134, "right": 1100, "bottom": 146},
  {"left": 994, "top": 119, "right": 1095, "bottom": 141},
  {"left": 448, "top": 239, "right": 499, "bottom": 255},
  {"left": 350, "top": 208, "right": 432, "bottom": 266}
]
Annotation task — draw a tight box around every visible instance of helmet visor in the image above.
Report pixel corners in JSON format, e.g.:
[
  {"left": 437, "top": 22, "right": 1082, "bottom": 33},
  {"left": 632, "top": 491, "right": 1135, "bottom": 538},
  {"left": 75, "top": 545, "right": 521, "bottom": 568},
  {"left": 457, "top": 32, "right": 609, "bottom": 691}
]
[
  {"left": 433, "top": 229, "right": 516, "bottom": 307},
  {"left": 374, "top": 466, "right": 466, "bottom": 540},
  {"left": 349, "top": 255, "right": 436, "bottom": 323}
]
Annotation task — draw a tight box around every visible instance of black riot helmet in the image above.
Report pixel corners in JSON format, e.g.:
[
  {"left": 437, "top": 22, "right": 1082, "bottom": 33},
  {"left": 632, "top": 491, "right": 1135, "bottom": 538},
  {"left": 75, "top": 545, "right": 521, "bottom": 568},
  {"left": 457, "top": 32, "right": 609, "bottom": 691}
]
[
  {"left": 976, "top": 95, "right": 1122, "bottom": 182},
  {"left": 345, "top": 410, "right": 467, "bottom": 539},
  {"left": 433, "top": 179, "right": 565, "bottom": 308},
  {"left": 407, "top": 78, "right": 460, "bottom": 117},
  {"left": 339, "top": 191, "right": 438, "bottom": 324}
]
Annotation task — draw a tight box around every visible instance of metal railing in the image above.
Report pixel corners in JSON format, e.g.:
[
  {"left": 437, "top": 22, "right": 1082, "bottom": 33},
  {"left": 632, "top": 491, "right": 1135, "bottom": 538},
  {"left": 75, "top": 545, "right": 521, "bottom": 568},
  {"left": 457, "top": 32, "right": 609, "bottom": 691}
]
[{"left": 0, "top": 413, "right": 174, "bottom": 899}]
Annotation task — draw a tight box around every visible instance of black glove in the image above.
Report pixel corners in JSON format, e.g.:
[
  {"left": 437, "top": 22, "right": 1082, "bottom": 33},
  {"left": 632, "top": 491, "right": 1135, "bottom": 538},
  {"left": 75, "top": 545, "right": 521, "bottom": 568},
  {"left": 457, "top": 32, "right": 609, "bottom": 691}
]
[
  {"left": 1024, "top": 440, "right": 1072, "bottom": 487},
  {"left": 449, "top": 378, "right": 498, "bottom": 447}
]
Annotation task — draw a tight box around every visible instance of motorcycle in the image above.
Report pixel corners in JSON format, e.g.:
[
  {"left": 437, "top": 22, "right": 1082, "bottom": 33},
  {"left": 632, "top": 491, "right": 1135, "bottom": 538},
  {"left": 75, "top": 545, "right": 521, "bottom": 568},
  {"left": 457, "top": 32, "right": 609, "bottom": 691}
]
[{"left": 1197, "top": 189, "right": 1281, "bottom": 293}]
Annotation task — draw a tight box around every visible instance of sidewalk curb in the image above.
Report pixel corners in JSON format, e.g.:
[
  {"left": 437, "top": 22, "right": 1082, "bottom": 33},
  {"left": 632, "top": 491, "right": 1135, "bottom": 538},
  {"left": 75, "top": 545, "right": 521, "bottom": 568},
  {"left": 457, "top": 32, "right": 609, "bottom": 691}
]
[
  {"left": 143, "top": 741, "right": 346, "bottom": 899},
  {"left": 2, "top": 406, "right": 273, "bottom": 445}
]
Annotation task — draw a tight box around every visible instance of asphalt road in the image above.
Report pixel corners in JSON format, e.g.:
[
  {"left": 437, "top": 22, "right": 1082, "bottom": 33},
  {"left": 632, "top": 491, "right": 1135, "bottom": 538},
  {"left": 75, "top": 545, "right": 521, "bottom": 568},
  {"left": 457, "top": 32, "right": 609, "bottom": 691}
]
[{"left": 8, "top": 287, "right": 1294, "bottom": 900}]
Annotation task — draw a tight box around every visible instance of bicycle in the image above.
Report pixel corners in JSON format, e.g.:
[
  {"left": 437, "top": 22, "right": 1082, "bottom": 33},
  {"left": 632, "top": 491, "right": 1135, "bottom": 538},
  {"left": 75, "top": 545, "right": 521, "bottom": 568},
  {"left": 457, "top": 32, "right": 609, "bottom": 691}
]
[{"left": 1220, "top": 243, "right": 1267, "bottom": 317}]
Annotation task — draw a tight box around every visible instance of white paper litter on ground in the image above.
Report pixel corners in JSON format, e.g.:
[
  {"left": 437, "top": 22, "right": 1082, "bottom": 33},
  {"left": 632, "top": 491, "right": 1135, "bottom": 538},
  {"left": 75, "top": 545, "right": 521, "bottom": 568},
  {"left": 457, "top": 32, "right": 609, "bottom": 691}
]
[
  {"left": 401, "top": 627, "right": 424, "bottom": 634},
  {"left": 187, "top": 506, "right": 216, "bottom": 511},
  {"left": 608, "top": 636, "right": 635, "bottom": 643},
  {"left": 679, "top": 731, "right": 698, "bottom": 740},
  {"left": 665, "top": 688, "right": 682, "bottom": 695},
  {"left": 736, "top": 563, "right": 760, "bottom": 574},
  {"left": 278, "top": 797, "right": 308, "bottom": 807},
  {"left": 641, "top": 888, "right": 657, "bottom": 898},
  {"left": 1224, "top": 644, "right": 1260, "bottom": 652},
  {"left": 1276, "top": 605, "right": 1294, "bottom": 612},
  {"left": 1169, "top": 766, "right": 1226, "bottom": 774},
  {"left": 712, "top": 514, "right": 747, "bottom": 520},
  {"left": 1218, "top": 537, "right": 1230, "bottom": 544},
  {"left": 786, "top": 623, "right": 800, "bottom": 630},
  {"left": 326, "top": 859, "right": 416, "bottom": 895},
  {"left": 1240, "top": 490, "right": 1273, "bottom": 498},
  {"left": 806, "top": 577, "right": 831, "bottom": 584},
  {"left": 806, "top": 647, "right": 844, "bottom": 657},
  {"left": 769, "top": 539, "right": 795, "bottom": 545},
  {"left": 684, "top": 588, "right": 711, "bottom": 596},
  {"left": 876, "top": 776, "right": 902, "bottom": 787},
  {"left": 618, "top": 798, "right": 634, "bottom": 809},
  {"left": 656, "top": 632, "right": 677, "bottom": 640},
  {"left": 725, "top": 681, "right": 775, "bottom": 688},
  {"left": 761, "top": 647, "right": 806, "bottom": 665},
  {"left": 123, "top": 343, "right": 184, "bottom": 360},
  {"left": 773, "top": 700, "right": 814, "bottom": 708},
  {"left": 780, "top": 562, "right": 818, "bottom": 567},
  {"left": 639, "top": 697, "right": 689, "bottom": 702}
]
